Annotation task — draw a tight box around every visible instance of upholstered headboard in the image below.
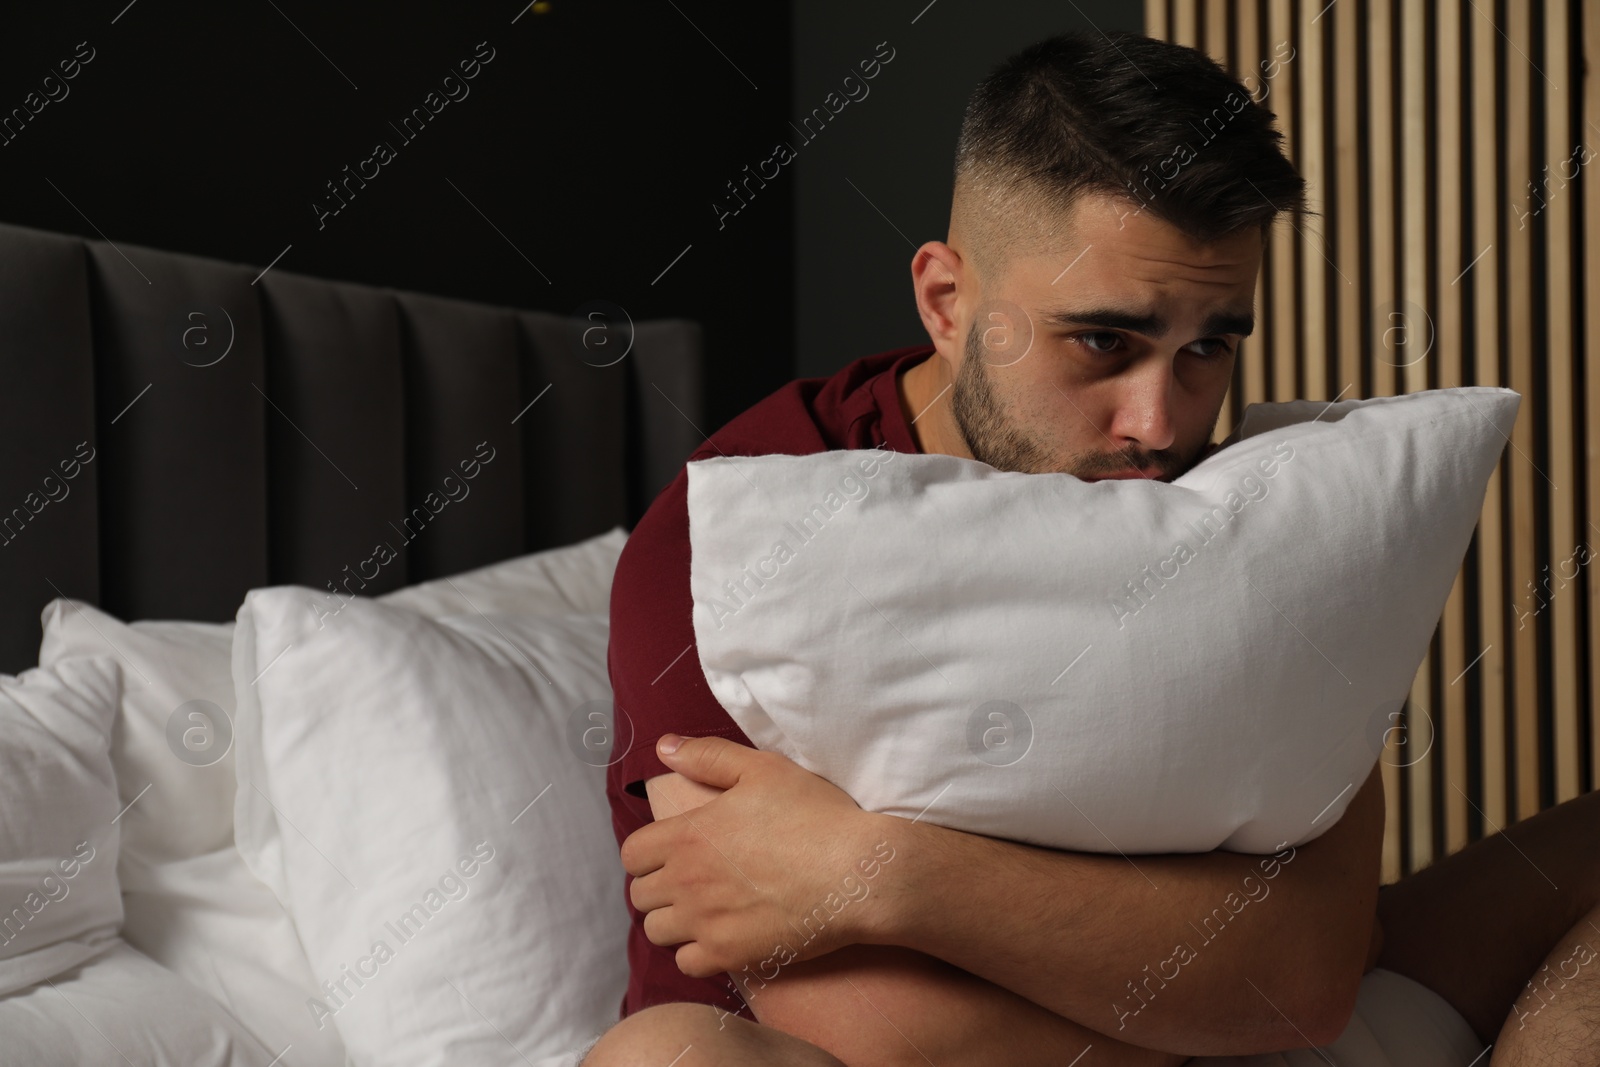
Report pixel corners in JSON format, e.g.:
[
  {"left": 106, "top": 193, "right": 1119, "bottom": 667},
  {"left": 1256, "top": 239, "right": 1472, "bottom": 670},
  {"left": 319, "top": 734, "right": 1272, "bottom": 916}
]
[{"left": 0, "top": 220, "right": 704, "bottom": 673}]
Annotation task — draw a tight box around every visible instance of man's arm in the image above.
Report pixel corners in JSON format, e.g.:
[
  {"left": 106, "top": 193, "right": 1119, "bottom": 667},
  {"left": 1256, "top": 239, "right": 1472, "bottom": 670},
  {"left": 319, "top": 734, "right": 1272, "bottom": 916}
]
[
  {"left": 626, "top": 737, "right": 1384, "bottom": 1057},
  {"left": 646, "top": 771, "right": 1191, "bottom": 1067},
  {"left": 860, "top": 762, "right": 1386, "bottom": 1055}
]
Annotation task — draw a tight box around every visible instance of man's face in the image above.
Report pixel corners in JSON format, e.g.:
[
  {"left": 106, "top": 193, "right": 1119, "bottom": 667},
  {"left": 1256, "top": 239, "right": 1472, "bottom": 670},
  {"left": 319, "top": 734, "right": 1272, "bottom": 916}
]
[{"left": 946, "top": 192, "right": 1262, "bottom": 481}]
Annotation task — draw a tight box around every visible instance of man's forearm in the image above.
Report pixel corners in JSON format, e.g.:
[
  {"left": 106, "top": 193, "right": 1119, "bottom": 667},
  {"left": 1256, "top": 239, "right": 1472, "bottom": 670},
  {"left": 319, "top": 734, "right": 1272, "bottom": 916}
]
[
  {"left": 733, "top": 943, "right": 1191, "bottom": 1067},
  {"left": 855, "top": 769, "right": 1385, "bottom": 1057}
]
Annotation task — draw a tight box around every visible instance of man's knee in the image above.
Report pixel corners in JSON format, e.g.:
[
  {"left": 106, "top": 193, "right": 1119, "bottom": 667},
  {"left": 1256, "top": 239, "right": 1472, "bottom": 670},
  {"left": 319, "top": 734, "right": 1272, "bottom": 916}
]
[
  {"left": 580, "top": 1003, "right": 747, "bottom": 1066},
  {"left": 580, "top": 1001, "right": 846, "bottom": 1067}
]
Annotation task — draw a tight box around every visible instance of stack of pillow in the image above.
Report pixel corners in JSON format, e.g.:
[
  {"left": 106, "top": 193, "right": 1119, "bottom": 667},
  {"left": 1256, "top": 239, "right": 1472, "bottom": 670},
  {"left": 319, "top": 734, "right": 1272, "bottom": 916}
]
[{"left": 4, "top": 527, "right": 634, "bottom": 1066}]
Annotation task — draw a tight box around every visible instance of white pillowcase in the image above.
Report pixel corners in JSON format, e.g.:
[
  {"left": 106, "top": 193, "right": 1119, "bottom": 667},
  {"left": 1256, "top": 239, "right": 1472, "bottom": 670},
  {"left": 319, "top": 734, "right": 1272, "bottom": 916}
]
[
  {"left": 38, "top": 609, "right": 238, "bottom": 868},
  {"left": 35, "top": 525, "right": 630, "bottom": 1065},
  {"left": 36, "top": 525, "right": 628, "bottom": 870},
  {"left": 687, "top": 387, "right": 1520, "bottom": 854},
  {"left": 379, "top": 525, "right": 627, "bottom": 617},
  {"left": 0, "top": 657, "right": 123, "bottom": 997},
  {"left": 0, "top": 941, "right": 273, "bottom": 1066},
  {"left": 233, "top": 592, "right": 629, "bottom": 1064},
  {"left": 37, "top": 606, "right": 348, "bottom": 1067}
]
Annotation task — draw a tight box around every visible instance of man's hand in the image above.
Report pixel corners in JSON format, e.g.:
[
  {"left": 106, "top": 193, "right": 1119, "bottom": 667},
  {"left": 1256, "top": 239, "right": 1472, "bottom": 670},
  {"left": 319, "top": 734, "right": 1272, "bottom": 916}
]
[
  {"left": 636, "top": 756, "right": 1191, "bottom": 1067},
  {"left": 620, "top": 734, "right": 896, "bottom": 979}
]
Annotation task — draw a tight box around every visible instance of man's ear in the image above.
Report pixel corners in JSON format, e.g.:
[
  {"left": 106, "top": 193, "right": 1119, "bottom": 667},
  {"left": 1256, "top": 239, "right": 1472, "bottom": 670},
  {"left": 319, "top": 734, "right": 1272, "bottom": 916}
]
[{"left": 910, "top": 241, "right": 966, "bottom": 355}]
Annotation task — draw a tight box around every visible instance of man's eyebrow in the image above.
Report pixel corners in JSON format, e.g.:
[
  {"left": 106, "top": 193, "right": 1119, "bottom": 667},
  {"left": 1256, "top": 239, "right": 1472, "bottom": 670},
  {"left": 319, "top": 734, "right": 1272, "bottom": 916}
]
[
  {"left": 1039, "top": 307, "right": 1256, "bottom": 338},
  {"left": 1200, "top": 309, "right": 1255, "bottom": 337}
]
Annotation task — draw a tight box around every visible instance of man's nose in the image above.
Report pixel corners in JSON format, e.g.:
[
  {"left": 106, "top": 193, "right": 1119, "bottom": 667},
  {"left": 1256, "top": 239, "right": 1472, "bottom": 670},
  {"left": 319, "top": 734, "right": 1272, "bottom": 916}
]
[{"left": 1106, "top": 359, "right": 1179, "bottom": 453}]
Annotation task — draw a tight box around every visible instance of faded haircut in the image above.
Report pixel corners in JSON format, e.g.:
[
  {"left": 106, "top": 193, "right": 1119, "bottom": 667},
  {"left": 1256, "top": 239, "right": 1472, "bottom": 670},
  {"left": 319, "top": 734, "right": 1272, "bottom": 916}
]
[{"left": 950, "top": 30, "right": 1308, "bottom": 283}]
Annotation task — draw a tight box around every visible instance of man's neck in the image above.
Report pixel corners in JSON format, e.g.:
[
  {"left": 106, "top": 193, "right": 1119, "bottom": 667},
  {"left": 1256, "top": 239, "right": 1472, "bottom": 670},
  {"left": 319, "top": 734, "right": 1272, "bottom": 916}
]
[{"left": 898, "top": 352, "right": 973, "bottom": 460}]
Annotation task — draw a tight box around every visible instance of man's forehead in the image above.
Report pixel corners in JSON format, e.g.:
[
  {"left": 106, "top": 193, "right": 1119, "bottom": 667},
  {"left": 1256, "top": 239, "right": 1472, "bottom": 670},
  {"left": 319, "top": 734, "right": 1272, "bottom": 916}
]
[
  {"left": 1022, "top": 191, "right": 1265, "bottom": 268},
  {"left": 1036, "top": 303, "right": 1256, "bottom": 338}
]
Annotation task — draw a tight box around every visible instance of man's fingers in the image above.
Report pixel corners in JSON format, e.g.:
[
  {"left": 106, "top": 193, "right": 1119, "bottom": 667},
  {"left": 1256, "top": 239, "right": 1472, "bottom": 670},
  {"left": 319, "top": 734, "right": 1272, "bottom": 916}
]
[
  {"left": 642, "top": 903, "right": 687, "bottom": 948},
  {"left": 619, "top": 823, "right": 669, "bottom": 877},
  {"left": 658, "top": 733, "right": 756, "bottom": 790}
]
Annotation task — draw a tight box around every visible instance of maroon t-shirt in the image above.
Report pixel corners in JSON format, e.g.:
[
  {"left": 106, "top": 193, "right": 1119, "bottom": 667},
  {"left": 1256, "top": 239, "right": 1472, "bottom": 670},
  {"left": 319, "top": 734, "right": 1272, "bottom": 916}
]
[{"left": 604, "top": 344, "right": 932, "bottom": 1019}]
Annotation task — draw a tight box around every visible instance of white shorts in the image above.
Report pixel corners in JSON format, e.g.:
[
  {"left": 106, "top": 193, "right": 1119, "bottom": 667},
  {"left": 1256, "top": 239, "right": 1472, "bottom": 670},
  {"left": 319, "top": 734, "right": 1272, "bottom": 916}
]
[{"left": 1192, "top": 967, "right": 1486, "bottom": 1067}]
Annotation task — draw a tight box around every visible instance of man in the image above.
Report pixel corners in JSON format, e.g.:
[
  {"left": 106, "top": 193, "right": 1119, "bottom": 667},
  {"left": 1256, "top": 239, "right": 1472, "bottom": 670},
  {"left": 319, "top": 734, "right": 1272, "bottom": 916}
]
[{"left": 586, "top": 29, "right": 1600, "bottom": 1067}]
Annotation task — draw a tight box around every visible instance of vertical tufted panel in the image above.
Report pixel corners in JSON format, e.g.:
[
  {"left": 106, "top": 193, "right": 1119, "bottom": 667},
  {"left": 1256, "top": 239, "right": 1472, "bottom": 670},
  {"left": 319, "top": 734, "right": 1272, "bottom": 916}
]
[
  {"left": 257, "top": 273, "right": 409, "bottom": 595},
  {"left": 393, "top": 290, "right": 524, "bottom": 580},
  {"left": 0, "top": 224, "right": 99, "bottom": 671},
  {"left": 86, "top": 240, "right": 269, "bottom": 625},
  {"left": 516, "top": 311, "right": 628, "bottom": 550},
  {"left": 629, "top": 319, "right": 706, "bottom": 519}
]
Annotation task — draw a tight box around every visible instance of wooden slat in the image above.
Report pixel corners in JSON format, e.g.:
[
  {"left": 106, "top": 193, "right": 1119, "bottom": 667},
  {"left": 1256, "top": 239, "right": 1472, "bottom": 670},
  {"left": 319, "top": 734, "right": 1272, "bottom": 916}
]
[
  {"left": 1147, "top": 0, "right": 1169, "bottom": 40},
  {"left": 1333, "top": 0, "right": 1363, "bottom": 405},
  {"left": 1269, "top": 0, "right": 1299, "bottom": 406},
  {"left": 1238, "top": 0, "right": 1269, "bottom": 424},
  {"left": 1368, "top": 0, "right": 1398, "bottom": 403},
  {"left": 1435, "top": 0, "right": 1470, "bottom": 856},
  {"left": 1470, "top": 0, "right": 1510, "bottom": 832},
  {"left": 1297, "top": 0, "right": 1328, "bottom": 404},
  {"left": 1400, "top": 0, "right": 1434, "bottom": 872},
  {"left": 1505, "top": 0, "right": 1543, "bottom": 823},
  {"left": 1544, "top": 0, "right": 1581, "bottom": 803},
  {"left": 1173, "top": 0, "right": 1199, "bottom": 48},
  {"left": 1204, "top": 0, "right": 1230, "bottom": 68},
  {"left": 1365, "top": 0, "right": 1402, "bottom": 883},
  {"left": 1587, "top": 0, "right": 1600, "bottom": 795},
  {"left": 1210, "top": 0, "right": 1238, "bottom": 443}
]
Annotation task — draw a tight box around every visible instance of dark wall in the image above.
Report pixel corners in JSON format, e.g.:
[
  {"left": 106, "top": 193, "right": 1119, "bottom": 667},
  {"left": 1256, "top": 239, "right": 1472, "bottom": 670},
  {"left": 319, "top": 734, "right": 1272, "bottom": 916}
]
[
  {"left": 791, "top": 1, "right": 1144, "bottom": 378},
  {"left": 0, "top": 0, "right": 793, "bottom": 433}
]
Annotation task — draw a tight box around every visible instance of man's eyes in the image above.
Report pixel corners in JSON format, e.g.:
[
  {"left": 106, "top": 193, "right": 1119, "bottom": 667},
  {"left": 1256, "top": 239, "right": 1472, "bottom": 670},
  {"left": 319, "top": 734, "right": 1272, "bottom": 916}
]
[
  {"left": 1066, "top": 332, "right": 1235, "bottom": 359},
  {"left": 1184, "top": 337, "right": 1236, "bottom": 359},
  {"left": 1073, "top": 331, "right": 1125, "bottom": 353}
]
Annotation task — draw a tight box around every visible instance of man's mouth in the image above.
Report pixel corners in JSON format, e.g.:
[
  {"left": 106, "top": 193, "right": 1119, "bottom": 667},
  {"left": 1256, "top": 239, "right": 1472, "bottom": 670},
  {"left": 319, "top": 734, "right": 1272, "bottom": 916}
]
[{"left": 1082, "top": 466, "right": 1164, "bottom": 481}]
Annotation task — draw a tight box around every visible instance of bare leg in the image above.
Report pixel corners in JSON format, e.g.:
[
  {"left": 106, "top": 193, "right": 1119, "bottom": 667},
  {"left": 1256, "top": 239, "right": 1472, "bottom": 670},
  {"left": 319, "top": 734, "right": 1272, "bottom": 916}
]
[
  {"left": 581, "top": 1002, "right": 849, "bottom": 1067},
  {"left": 1374, "top": 788, "right": 1600, "bottom": 1058},
  {"left": 1489, "top": 899, "right": 1600, "bottom": 1065}
]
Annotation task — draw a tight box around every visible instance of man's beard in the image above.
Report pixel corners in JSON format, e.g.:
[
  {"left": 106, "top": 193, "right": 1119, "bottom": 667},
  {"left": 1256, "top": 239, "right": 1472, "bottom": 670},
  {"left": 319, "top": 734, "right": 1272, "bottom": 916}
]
[
  {"left": 948, "top": 319, "right": 1190, "bottom": 479},
  {"left": 950, "top": 320, "right": 1057, "bottom": 474}
]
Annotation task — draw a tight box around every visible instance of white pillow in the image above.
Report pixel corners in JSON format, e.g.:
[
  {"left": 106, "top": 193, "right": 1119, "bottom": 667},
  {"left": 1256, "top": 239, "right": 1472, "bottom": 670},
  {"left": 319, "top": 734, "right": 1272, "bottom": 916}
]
[
  {"left": 38, "top": 610, "right": 237, "bottom": 866},
  {"left": 0, "top": 941, "right": 272, "bottom": 1066},
  {"left": 35, "top": 524, "right": 630, "bottom": 1065},
  {"left": 116, "top": 847, "right": 349, "bottom": 1067},
  {"left": 36, "top": 524, "right": 628, "bottom": 867},
  {"left": 36, "top": 607, "right": 347, "bottom": 1067},
  {"left": 233, "top": 592, "right": 629, "bottom": 1064},
  {"left": 687, "top": 387, "right": 1521, "bottom": 854},
  {"left": 0, "top": 657, "right": 124, "bottom": 996},
  {"left": 379, "top": 524, "right": 627, "bottom": 617}
]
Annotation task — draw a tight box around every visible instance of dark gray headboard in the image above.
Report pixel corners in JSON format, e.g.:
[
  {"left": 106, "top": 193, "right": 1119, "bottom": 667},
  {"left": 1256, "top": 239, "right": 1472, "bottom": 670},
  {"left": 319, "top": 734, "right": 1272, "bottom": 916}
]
[{"left": 0, "top": 220, "right": 703, "bottom": 672}]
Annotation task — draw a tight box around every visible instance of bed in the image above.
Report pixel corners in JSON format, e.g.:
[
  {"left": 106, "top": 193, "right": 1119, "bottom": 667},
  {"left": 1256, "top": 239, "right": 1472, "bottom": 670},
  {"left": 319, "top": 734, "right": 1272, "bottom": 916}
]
[{"left": 0, "top": 219, "right": 704, "bottom": 1065}]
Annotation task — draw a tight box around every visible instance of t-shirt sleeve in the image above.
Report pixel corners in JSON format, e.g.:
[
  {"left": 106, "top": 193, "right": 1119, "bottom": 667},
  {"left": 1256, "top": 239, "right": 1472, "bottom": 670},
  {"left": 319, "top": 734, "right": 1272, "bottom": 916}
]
[{"left": 608, "top": 463, "right": 753, "bottom": 799}]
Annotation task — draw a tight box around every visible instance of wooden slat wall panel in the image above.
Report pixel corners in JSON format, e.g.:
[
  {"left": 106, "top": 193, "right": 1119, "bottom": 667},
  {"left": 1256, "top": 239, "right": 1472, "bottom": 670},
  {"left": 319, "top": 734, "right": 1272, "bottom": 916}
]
[
  {"left": 1470, "top": 1, "right": 1511, "bottom": 834},
  {"left": 1400, "top": 0, "right": 1436, "bottom": 872},
  {"left": 1505, "top": 0, "right": 1543, "bottom": 827},
  {"left": 1367, "top": 0, "right": 1405, "bottom": 880},
  {"left": 1146, "top": 0, "right": 1594, "bottom": 878},
  {"left": 1270, "top": 0, "right": 1300, "bottom": 405},
  {"left": 1238, "top": 0, "right": 1270, "bottom": 435},
  {"left": 1545, "top": 0, "right": 1582, "bottom": 804},
  {"left": 1435, "top": 0, "right": 1470, "bottom": 858},
  {"left": 1588, "top": 0, "right": 1600, "bottom": 793}
]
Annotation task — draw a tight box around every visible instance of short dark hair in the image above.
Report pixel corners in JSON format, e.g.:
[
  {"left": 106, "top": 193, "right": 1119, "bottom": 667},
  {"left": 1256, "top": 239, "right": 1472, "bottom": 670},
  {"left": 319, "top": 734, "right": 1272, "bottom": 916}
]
[{"left": 954, "top": 30, "right": 1307, "bottom": 247}]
